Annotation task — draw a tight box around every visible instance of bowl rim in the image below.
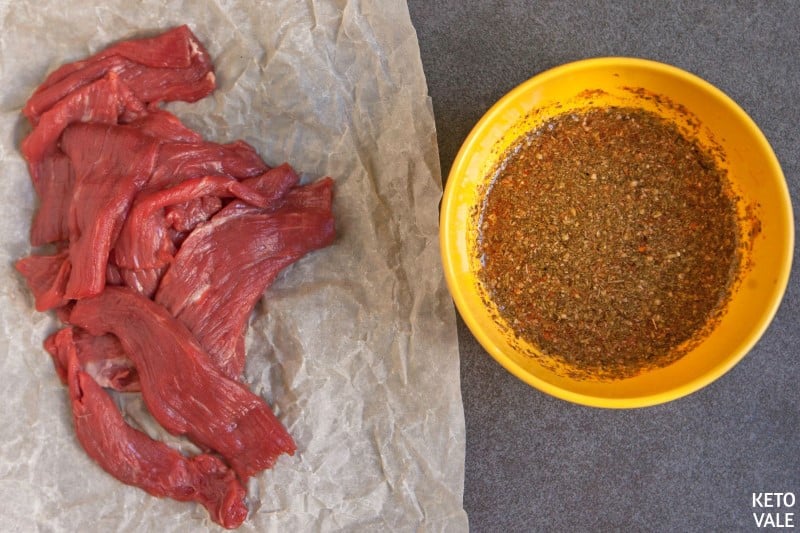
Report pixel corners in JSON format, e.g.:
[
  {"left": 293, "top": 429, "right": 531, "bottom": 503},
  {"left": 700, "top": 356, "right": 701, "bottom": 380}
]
[{"left": 439, "top": 56, "right": 795, "bottom": 408}]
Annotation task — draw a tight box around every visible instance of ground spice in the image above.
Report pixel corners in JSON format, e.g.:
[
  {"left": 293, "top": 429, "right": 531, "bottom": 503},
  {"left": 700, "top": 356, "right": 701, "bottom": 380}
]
[{"left": 478, "top": 106, "right": 741, "bottom": 379}]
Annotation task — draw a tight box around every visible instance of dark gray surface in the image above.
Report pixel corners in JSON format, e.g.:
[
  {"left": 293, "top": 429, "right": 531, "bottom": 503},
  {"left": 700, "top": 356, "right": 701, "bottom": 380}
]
[{"left": 406, "top": 1, "right": 799, "bottom": 531}]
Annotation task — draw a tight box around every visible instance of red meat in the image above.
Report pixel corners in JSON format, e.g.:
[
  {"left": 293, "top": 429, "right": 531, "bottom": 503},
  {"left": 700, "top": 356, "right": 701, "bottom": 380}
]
[
  {"left": 283, "top": 176, "right": 336, "bottom": 211},
  {"left": 45, "top": 327, "right": 138, "bottom": 392},
  {"left": 155, "top": 178, "right": 334, "bottom": 380},
  {"left": 16, "top": 26, "right": 338, "bottom": 526},
  {"left": 166, "top": 196, "right": 223, "bottom": 233},
  {"left": 217, "top": 169, "right": 327, "bottom": 221},
  {"left": 29, "top": 152, "right": 74, "bottom": 246},
  {"left": 24, "top": 25, "right": 214, "bottom": 125},
  {"left": 22, "top": 73, "right": 145, "bottom": 198},
  {"left": 147, "top": 139, "right": 269, "bottom": 192},
  {"left": 15, "top": 249, "right": 70, "bottom": 312},
  {"left": 115, "top": 176, "right": 273, "bottom": 271},
  {"left": 61, "top": 123, "right": 160, "bottom": 299},
  {"left": 54, "top": 328, "right": 248, "bottom": 529},
  {"left": 240, "top": 163, "right": 302, "bottom": 207},
  {"left": 68, "top": 287, "right": 297, "bottom": 480},
  {"left": 107, "top": 253, "right": 166, "bottom": 298},
  {"left": 126, "top": 109, "right": 204, "bottom": 143},
  {"left": 119, "top": 266, "right": 167, "bottom": 299}
]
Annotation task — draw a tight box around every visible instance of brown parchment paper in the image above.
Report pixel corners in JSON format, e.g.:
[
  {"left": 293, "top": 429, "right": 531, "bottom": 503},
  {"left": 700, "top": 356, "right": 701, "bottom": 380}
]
[{"left": 0, "top": 1, "right": 468, "bottom": 531}]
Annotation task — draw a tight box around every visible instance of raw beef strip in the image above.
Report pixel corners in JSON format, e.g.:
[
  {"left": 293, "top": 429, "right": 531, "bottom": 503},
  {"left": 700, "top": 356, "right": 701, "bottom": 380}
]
[
  {"left": 61, "top": 123, "right": 160, "bottom": 299},
  {"left": 147, "top": 140, "right": 269, "bottom": 192},
  {"left": 15, "top": 250, "right": 70, "bottom": 312},
  {"left": 40, "top": 25, "right": 207, "bottom": 86},
  {"left": 29, "top": 152, "right": 75, "bottom": 246},
  {"left": 24, "top": 25, "right": 213, "bottom": 124},
  {"left": 114, "top": 176, "right": 273, "bottom": 270},
  {"left": 68, "top": 287, "right": 297, "bottom": 480},
  {"left": 45, "top": 327, "right": 138, "bottom": 392},
  {"left": 22, "top": 72, "right": 145, "bottom": 194},
  {"left": 155, "top": 177, "right": 335, "bottom": 379},
  {"left": 54, "top": 329, "right": 247, "bottom": 529},
  {"left": 114, "top": 59, "right": 214, "bottom": 108}
]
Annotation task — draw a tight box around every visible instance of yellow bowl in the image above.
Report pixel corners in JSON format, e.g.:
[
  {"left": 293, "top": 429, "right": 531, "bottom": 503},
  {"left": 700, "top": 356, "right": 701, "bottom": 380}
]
[{"left": 440, "top": 57, "right": 794, "bottom": 408}]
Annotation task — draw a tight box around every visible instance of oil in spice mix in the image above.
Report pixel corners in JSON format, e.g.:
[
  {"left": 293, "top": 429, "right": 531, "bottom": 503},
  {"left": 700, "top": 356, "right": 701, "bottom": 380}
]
[{"left": 478, "top": 106, "right": 742, "bottom": 380}]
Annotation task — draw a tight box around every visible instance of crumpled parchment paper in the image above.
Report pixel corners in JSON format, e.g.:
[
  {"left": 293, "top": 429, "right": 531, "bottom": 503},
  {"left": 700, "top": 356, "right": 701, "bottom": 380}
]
[{"left": 0, "top": 1, "right": 468, "bottom": 531}]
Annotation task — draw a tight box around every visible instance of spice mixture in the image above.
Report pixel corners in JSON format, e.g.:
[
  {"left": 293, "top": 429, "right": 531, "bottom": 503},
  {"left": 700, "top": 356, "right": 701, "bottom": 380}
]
[{"left": 478, "top": 106, "right": 741, "bottom": 379}]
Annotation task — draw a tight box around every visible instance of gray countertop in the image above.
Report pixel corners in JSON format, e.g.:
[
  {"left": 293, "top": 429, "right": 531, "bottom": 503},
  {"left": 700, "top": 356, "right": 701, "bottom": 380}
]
[{"left": 406, "top": 1, "right": 799, "bottom": 531}]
